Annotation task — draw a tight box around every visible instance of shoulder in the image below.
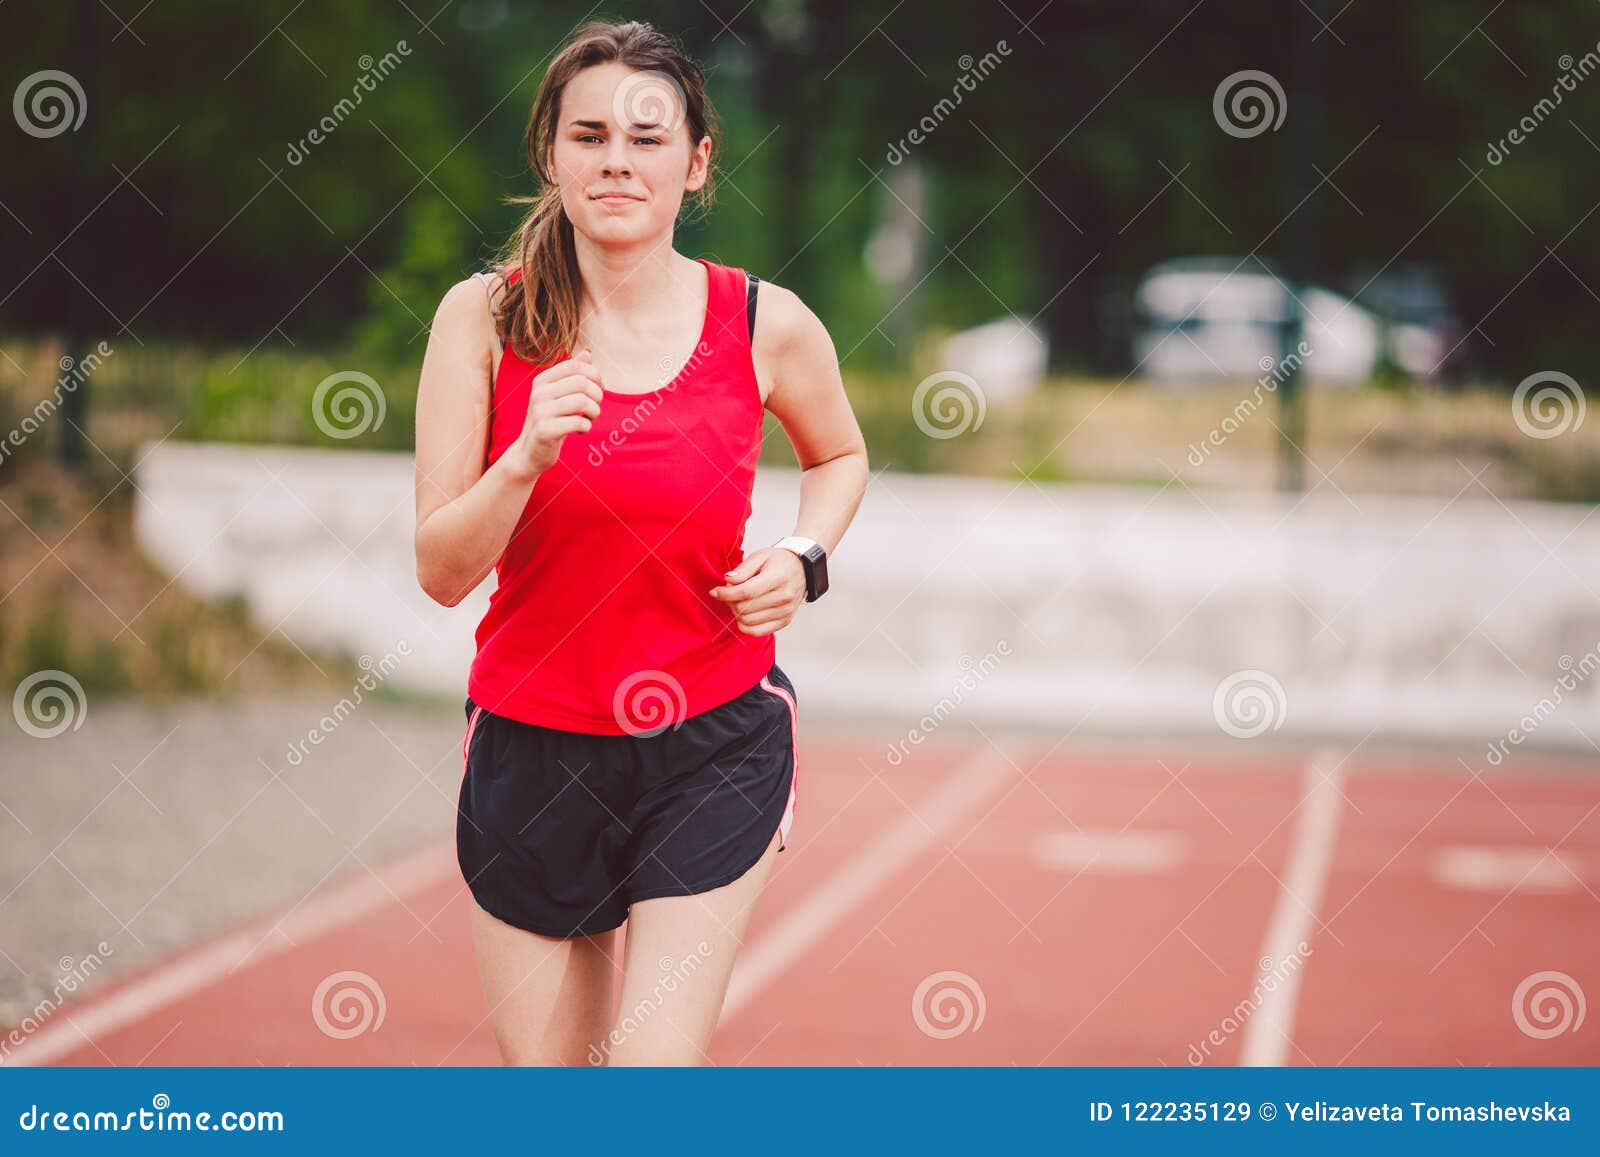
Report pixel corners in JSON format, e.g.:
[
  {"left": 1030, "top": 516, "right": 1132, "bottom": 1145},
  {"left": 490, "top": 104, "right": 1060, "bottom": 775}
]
[
  {"left": 750, "top": 277, "right": 833, "bottom": 362},
  {"left": 421, "top": 275, "right": 501, "bottom": 382},
  {"left": 437, "top": 273, "right": 494, "bottom": 317},
  {"left": 432, "top": 274, "right": 500, "bottom": 339},
  {"left": 748, "top": 277, "right": 839, "bottom": 412}
]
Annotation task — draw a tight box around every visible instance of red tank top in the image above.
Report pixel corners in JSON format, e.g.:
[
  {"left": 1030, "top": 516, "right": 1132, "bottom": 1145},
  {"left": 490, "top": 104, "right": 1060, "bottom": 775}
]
[{"left": 466, "top": 257, "right": 775, "bottom": 735}]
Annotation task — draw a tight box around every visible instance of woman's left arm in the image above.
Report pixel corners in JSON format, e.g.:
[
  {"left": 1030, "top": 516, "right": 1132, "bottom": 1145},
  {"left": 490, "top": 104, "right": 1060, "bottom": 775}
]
[{"left": 709, "top": 281, "right": 870, "bottom": 636}]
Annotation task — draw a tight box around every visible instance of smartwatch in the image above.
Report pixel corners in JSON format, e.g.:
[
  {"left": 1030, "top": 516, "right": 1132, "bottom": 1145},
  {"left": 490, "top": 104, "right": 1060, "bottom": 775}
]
[{"left": 775, "top": 535, "right": 829, "bottom": 602}]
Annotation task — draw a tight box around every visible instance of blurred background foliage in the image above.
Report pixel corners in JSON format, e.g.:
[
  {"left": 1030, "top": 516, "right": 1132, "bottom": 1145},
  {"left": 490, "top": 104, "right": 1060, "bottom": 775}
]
[
  {"left": 0, "top": 0, "right": 1597, "bottom": 491},
  {"left": 5, "top": 0, "right": 1598, "bottom": 369}
]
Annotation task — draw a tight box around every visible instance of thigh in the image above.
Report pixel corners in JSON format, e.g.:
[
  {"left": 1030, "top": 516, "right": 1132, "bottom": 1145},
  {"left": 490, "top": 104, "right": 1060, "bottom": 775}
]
[
  {"left": 622, "top": 664, "right": 798, "bottom": 903},
  {"left": 601, "top": 826, "right": 783, "bottom": 1066},
  {"left": 455, "top": 697, "right": 637, "bottom": 1064},
  {"left": 468, "top": 900, "right": 619, "bottom": 1066},
  {"left": 457, "top": 698, "right": 635, "bottom": 939}
]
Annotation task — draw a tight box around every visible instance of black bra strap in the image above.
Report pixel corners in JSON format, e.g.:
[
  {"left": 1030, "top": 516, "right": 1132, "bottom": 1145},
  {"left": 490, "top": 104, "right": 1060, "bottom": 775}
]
[
  {"left": 746, "top": 273, "right": 760, "bottom": 342},
  {"left": 475, "top": 269, "right": 503, "bottom": 474},
  {"left": 482, "top": 390, "right": 493, "bottom": 473}
]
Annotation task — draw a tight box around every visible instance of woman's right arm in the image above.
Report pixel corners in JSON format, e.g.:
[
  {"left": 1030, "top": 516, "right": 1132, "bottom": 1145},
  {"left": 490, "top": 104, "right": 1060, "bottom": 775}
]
[{"left": 413, "top": 278, "right": 602, "bottom": 607}]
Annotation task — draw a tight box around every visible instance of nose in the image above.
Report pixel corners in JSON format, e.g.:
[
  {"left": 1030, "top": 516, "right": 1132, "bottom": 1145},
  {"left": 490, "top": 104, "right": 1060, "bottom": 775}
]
[{"left": 600, "top": 136, "right": 632, "bottom": 179}]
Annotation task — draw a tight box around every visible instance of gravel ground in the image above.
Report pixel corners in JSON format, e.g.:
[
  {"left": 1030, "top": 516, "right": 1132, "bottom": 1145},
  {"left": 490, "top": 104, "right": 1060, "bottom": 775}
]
[{"left": 0, "top": 691, "right": 468, "bottom": 1029}]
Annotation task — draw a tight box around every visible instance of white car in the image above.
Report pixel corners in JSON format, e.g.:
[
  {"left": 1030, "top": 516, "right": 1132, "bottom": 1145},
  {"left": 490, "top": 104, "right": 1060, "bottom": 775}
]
[{"left": 1133, "top": 258, "right": 1447, "bottom": 386}]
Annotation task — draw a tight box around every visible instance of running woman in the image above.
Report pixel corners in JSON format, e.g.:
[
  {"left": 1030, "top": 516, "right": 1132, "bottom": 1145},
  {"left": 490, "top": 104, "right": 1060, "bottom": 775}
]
[{"left": 413, "top": 20, "right": 869, "bottom": 1066}]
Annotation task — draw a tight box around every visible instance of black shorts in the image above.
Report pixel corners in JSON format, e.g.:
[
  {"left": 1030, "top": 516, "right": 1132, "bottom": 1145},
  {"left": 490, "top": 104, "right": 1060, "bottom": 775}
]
[{"left": 456, "top": 661, "right": 799, "bottom": 939}]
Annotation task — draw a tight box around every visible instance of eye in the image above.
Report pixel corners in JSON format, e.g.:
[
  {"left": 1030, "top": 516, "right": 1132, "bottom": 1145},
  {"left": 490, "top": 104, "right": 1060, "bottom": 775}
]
[
  {"left": 634, "top": 135, "right": 661, "bottom": 146},
  {"left": 577, "top": 133, "right": 603, "bottom": 144}
]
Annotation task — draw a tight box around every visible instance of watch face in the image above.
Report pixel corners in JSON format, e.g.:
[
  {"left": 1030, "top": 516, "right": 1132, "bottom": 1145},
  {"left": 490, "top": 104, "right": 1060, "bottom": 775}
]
[{"left": 809, "top": 550, "right": 828, "bottom": 599}]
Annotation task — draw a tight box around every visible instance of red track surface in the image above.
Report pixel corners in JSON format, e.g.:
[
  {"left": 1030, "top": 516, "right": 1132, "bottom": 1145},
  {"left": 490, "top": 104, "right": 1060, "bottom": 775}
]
[{"left": 10, "top": 735, "right": 1598, "bottom": 1066}]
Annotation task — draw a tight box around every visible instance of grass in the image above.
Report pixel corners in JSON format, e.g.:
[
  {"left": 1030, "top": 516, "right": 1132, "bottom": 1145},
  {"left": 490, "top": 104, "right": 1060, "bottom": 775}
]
[
  {"left": 4, "top": 333, "right": 1593, "bottom": 501},
  {"left": 845, "top": 369, "right": 1599, "bottom": 502},
  {"left": 0, "top": 455, "right": 357, "bottom": 705}
]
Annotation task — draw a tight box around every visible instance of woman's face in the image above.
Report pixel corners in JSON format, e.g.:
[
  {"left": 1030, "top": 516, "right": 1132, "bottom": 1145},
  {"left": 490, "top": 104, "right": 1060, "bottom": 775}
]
[{"left": 549, "top": 61, "right": 710, "bottom": 248}]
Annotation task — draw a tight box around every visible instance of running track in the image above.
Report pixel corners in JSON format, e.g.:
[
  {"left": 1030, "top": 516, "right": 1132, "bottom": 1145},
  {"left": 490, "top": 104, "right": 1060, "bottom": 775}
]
[{"left": 8, "top": 731, "right": 1598, "bottom": 1066}]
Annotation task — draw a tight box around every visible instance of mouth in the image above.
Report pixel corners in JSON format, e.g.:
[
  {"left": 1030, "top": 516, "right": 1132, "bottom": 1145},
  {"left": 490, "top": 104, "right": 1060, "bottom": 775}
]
[{"left": 590, "top": 193, "right": 643, "bottom": 206}]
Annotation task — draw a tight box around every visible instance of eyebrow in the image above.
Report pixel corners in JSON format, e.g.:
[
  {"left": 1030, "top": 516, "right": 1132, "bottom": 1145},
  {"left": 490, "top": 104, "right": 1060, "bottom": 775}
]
[{"left": 567, "top": 119, "right": 668, "bottom": 132}]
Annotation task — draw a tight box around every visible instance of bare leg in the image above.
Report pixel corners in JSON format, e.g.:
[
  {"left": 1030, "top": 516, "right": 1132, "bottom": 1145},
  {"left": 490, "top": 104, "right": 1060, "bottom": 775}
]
[
  {"left": 467, "top": 900, "right": 619, "bottom": 1066},
  {"left": 602, "top": 828, "right": 784, "bottom": 1066}
]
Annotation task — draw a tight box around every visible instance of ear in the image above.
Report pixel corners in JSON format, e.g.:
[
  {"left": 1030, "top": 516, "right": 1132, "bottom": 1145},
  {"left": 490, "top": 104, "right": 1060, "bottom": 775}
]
[{"left": 684, "top": 134, "right": 712, "bottom": 194}]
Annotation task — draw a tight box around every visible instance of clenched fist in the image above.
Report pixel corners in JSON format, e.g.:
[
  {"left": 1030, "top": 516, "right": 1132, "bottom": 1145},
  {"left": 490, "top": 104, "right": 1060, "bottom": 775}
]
[
  {"left": 507, "top": 349, "right": 605, "bottom": 477},
  {"left": 708, "top": 547, "right": 807, "bottom": 636}
]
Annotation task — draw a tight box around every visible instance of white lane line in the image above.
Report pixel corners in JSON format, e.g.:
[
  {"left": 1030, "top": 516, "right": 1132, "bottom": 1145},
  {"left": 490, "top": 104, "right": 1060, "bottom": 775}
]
[
  {"left": 1238, "top": 746, "right": 1347, "bottom": 1067},
  {"left": 1033, "top": 829, "right": 1186, "bottom": 874},
  {"left": 1433, "top": 845, "right": 1581, "bottom": 893},
  {"left": 4, "top": 841, "right": 457, "bottom": 1067},
  {"left": 719, "top": 744, "right": 1015, "bottom": 1026}
]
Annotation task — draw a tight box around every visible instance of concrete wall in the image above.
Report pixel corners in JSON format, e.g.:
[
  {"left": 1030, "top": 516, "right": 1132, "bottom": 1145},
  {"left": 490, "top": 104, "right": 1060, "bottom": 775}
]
[{"left": 133, "top": 442, "right": 1600, "bottom": 753}]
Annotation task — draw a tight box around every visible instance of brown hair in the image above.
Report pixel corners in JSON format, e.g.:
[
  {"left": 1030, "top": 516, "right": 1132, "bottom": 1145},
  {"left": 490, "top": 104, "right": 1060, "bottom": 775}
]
[{"left": 488, "top": 20, "right": 720, "bottom": 363}]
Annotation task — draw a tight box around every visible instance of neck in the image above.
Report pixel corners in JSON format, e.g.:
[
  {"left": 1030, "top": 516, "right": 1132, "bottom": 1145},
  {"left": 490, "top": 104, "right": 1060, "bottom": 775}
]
[{"left": 572, "top": 232, "right": 692, "bottom": 326}]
